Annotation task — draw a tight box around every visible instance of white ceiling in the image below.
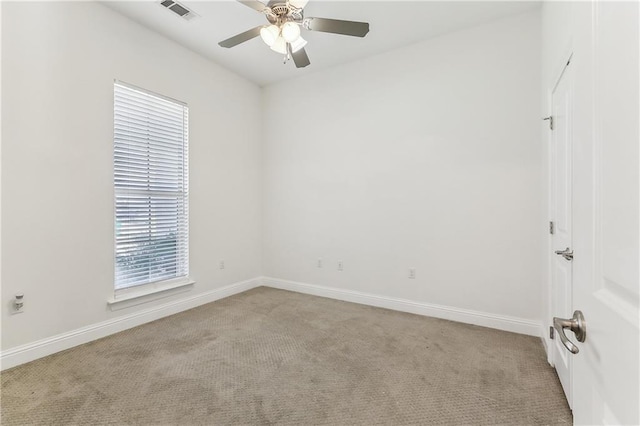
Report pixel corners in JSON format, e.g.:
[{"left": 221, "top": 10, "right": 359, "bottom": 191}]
[{"left": 103, "top": 0, "right": 540, "bottom": 87}]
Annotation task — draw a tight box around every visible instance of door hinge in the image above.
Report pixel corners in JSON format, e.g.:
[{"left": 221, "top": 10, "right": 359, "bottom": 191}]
[
  {"left": 550, "top": 326, "right": 555, "bottom": 339},
  {"left": 549, "top": 221, "right": 555, "bottom": 235},
  {"left": 543, "top": 116, "right": 554, "bottom": 130}
]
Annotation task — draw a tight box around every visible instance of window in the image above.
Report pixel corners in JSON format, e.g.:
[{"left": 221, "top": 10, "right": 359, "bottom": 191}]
[{"left": 114, "top": 82, "right": 189, "bottom": 292}]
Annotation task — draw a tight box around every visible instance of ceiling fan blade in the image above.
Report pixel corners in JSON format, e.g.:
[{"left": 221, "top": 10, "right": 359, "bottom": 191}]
[
  {"left": 304, "top": 17, "right": 370, "bottom": 37},
  {"left": 218, "top": 26, "right": 263, "bottom": 48},
  {"left": 291, "top": 46, "right": 310, "bottom": 68},
  {"left": 237, "top": 0, "right": 267, "bottom": 12}
]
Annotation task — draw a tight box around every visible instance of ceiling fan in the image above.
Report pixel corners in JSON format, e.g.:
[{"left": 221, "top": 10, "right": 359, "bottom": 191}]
[{"left": 218, "top": 0, "right": 370, "bottom": 68}]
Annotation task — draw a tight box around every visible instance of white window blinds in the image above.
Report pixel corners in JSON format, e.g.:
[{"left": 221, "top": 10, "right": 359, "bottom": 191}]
[{"left": 114, "top": 82, "right": 189, "bottom": 291}]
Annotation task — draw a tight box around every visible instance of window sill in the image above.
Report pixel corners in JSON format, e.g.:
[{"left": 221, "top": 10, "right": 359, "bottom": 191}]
[{"left": 107, "top": 279, "right": 195, "bottom": 311}]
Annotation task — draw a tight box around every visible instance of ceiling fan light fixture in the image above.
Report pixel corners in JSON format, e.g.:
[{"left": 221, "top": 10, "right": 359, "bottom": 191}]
[
  {"left": 260, "top": 24, "right": 280, "bottom": 46},
  {"left": 281, "top": 21, "right": 301, "bottom": 43},
  {"left": 270, "top": 36, "right": 287, "bottom": 54}
]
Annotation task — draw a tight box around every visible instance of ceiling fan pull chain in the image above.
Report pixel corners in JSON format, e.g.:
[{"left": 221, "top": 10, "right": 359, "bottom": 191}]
[{"left": 284, "top": 42, "right": 292, "bottom": 64}]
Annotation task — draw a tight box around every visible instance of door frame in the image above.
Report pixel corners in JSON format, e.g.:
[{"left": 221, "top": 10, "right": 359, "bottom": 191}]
[{"left": 546, "top": 49, "right": 574, "bottom": 379}]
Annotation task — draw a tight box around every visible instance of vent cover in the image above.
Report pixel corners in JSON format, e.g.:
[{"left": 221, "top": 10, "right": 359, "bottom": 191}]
[{"left": 160, "top": 0, "right": 199, "bottom": 21}]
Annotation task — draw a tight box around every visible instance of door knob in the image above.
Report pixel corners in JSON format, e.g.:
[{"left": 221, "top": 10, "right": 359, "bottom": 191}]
[
  {"left": 553, "top": 310, "right": 586, "bottom": 354},
  {"left": 554, "top": 247, "right": 574, "bottom": 261}
]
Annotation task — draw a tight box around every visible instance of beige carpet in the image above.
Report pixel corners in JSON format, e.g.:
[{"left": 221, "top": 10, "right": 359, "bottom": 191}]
[{"left": 1, "top": 287, "right": 571, "bottom": 425}]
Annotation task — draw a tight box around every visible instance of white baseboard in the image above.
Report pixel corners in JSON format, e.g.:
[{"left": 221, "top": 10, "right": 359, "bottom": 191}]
[
  {"left": 262, "top": 277, "right": 541, "bottom": 337},
  {"left": 2, "top": 276, "right": 543, "bottom": 370},
  {"left": 1, "top": 277, "right": 261, "bottom": 371}
]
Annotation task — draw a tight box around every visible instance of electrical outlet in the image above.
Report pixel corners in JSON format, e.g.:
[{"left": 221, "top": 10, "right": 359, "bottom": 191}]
[
  {"left": 12, "top": 293, "right": 24, "bottom": 314},
  {"left": 337, "top": 261, "right": 344, "bottom": 271},
  {"left": 317, "top": 258, "right": 323, "bottom": 268},
  {"left": 408, "top": 268, "right": 416, "bottom": 279},
  {"left": 219, "top": 260, "right": 225, "bottom": 270}
]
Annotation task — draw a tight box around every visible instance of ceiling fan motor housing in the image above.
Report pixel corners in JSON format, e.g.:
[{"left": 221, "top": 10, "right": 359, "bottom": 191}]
[{"left": 266, "top": 2, "right": 304, "bottom": 24}]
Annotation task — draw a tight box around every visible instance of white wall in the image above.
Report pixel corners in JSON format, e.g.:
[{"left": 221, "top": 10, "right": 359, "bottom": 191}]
[
  {"left": 262, "top": 11, "right": 543, "bottom": 323},
  {"left": 2, "top": 3, "right": 546, "bottom": 362},
  {"left": 1, "top": 2, "right": 262, "bottom": 351}
]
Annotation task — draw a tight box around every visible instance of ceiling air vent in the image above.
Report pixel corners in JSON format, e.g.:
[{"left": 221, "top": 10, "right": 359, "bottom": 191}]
[{"left": 160, "top": 0, "right": 199, "bottom": 21}]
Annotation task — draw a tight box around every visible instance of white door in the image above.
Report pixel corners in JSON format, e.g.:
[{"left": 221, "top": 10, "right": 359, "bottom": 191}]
[
  {"left": 549, "top": 57, "right": 574, "bottom": 407},
  {"left": 554, "top": 2, "right": 640, "bottom": 424}
]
